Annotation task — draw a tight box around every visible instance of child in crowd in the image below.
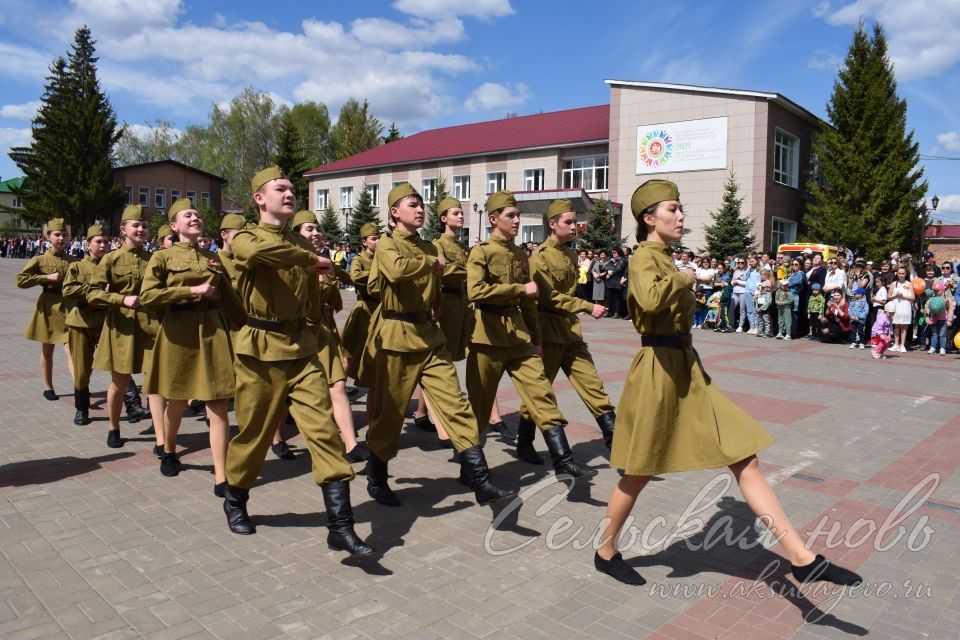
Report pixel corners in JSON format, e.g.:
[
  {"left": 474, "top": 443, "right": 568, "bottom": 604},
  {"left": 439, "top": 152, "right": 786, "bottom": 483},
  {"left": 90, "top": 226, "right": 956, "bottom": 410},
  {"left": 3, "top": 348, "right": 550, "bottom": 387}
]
[
  {"left": 848, "top": 287, "right": 869, "bottom": 349},
  {"left": 704, "top": 290, "right": 721, "bottom": 329},
  {"left": 807, "top": 283, "right": 825, "bottom": 341},
  {"left": 925, "top": 282, "right": 949, "bottom": 355},
  {"left": 775, "top": 280, "right": 794, "bottom": 340},
  {"left": 716, "top": 275, "right": 733, "bottom": 332},
  {"left": 871, "top": 301, "right": 895, "bottom": 359},
  {"left": 754, "top": 281, "right": 773, "bottom": 338}
]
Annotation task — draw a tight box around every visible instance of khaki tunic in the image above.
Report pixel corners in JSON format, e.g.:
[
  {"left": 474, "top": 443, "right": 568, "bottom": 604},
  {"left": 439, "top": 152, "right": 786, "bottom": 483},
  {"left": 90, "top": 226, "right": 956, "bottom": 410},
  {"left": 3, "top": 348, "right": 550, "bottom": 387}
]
[
  {"left": 313, "top": 264, "right": 349, "bottom": 385},
  {"left": 518, "top": 236, "right": 614, "bottom": 421},
  {"left": 218, "top": 248, "right": 240, "bottom": 288},
  {"left": 63, "top": 256, "right": 106, "bottom": 389},
  {"left": 341, "top": 251, "right": 378, "bottom": 377},
  {"left": 610, "top": 241, "right": 774, "bottom": 475},
  {"left": 432, "top": 234, "right": 470, "bottom": 361},
  {"left": 87, "top": 245, "right": 159, "bottom": 374},
  {"left": 17, "top": 249, "right": 74, "bottom": 344},
  {"left": 139, "top": 243, "right": 246, "bottom": 400},
  {"left": 465, "top": 235, "right": 565, "bottom": 431}
]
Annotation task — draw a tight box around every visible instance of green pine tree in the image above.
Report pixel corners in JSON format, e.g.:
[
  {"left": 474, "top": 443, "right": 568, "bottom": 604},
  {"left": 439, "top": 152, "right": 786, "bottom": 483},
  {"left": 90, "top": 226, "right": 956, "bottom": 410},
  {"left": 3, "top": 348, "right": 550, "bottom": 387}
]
[
  {"left": 274, "top": 111, "right": 310, "bottom": 198},
  {"left": 383, "top": 122, "right": 402, "bottom": 144},
  {"left": 422, "top": 174, "right": 448, "bottom": 241},
  {"left": 803, "top": 22, "right": 926, "bottom": 259},
  {"left": 5, "top": 26, "right": 123, "bottom": 229},
  {"left": 319, "top": 203, "right": 343, "bottom": 240},
  {"left": 579, "top": 198, "right": 622, "bottom": 253},
  {"left": 345, "top": 183, "right": 379, "bottom": 248},
  {"left": 702, "top": 173, "right": 756, "bottom": 258}
]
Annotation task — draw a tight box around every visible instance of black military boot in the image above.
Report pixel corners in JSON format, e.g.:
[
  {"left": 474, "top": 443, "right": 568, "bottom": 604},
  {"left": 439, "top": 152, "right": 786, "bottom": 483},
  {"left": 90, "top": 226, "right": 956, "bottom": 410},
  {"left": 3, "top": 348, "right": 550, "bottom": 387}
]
[
  {"left": 322, "top": 481, "right": 377, "bottom": 556},
  {"left": 365, "top": 454, "right": 401, "bottom": 506},
  {"left": 223, "top": 485, "right": 255, "bottom": 534},
  {"left": 73, "top": 388, "right": 91, "bottom": 425},
  {"left": 542, "top": 426, "right": 597, "bottom": 479},
  {"left": 596, "top": 411, "right": 616, "bottom": 449},
  {"left": 515, "top": 416, "right": 544, "bottom": 464},
  {"left": 124, "top": 379, "right": 150, "bottom": 423},
  {"left": 459, "top": 445, "right": 517, "bottom": 505}
]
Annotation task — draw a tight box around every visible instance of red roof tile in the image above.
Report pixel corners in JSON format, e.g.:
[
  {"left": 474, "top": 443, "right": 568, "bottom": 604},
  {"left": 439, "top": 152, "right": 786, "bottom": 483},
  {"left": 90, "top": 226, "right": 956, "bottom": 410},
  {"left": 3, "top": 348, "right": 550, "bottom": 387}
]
[
  {"left": 926, "top": 225, "right": 960, "bottom": 239},
  {"left": 306, "top": 105, "right": 610, "bottom": 176}
]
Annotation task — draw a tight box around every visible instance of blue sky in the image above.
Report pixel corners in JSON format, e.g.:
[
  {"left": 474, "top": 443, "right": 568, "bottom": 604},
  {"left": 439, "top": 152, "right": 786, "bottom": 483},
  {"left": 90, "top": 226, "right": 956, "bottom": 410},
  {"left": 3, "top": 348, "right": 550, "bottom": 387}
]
[{"left": 1, "top": 0, "right": 958, "bottom": 217}]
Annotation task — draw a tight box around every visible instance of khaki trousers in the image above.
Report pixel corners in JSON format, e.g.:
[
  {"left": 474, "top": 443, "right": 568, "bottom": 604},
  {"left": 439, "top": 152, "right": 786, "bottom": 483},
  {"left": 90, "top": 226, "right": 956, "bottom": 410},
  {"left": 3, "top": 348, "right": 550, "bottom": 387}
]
[{"left": 518, "top": 340, "right": 613, "bottom": 422}]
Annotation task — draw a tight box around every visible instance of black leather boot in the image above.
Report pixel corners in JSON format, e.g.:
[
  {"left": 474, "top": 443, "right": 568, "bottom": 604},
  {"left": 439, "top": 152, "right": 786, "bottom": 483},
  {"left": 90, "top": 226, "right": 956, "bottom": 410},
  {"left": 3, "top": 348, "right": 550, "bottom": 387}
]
[
  {"left": 542, "top": 426, "right": 597, "bottom": 479},
  {"left": 223, "top": 485, "right": 255, "bottom": 535},
  {"left": 459, "top": 445, "right": 516, "bottom": 505},
  {"left": 366, "top": 454, "right": 401, "bottom": 506},
  {"left": 596, "top": 411, "right": 616, "bottom": 449},
  {"left": 515, "top": 416, "right": 544, "bottom": 465},
  {"left": 73, "top": 388, "right": 91, "bottom": 425},
  {"left": 322, "top": 481, "right": 377, "bottom": 556},
  {"left": 124, "top": 379, "right": 149, "bottom": 423}
]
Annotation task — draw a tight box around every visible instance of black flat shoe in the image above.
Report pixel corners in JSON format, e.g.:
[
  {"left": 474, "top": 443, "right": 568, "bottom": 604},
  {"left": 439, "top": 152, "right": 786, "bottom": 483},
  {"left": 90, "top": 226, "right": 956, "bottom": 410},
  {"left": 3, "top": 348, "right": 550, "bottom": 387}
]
[
  {"left": 152, "top": 444, "right": 164, "bottom": 458},
  {"left": 487, "top": 421, "right": 508, "bottom": 434},
  {"left": 791, "top": 554, "right": 862, "bottom": 586},
  {"left": 271, "top": 441, "right": 296, "bottom": 460},
  {"left": 413, "top": 415, "right": 434, "bottom": 432},
  {"left": 213, "top": 482, "right": 226, "bottom": 498},
  {"left": 42, "top": 389, "right": 58, "bottom": 401},
  {"left": 346, "top": 442, "right": 370, "bottom": 463},
  {"left": 160, "top": 452, "right": 181, "bottom": 477},
  {"left": 595, "top": 552, "right": 646, "bottom": 586},
  {"left": 107, "top": 429, "right": 123, "bottom": 448}
]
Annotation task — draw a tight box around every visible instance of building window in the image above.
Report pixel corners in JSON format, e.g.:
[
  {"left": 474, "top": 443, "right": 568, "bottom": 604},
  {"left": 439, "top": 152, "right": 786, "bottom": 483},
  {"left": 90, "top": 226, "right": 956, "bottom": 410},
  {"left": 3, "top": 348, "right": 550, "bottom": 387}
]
[
  {"left": 562, "top": 156, "right": 608, "bottom": 191},
  {"left": 138, "top": 187, "right": 149, "bottom": 206},
  {"left": 774, "top": 129, "right": 799, "bottom": 188},
  {"left": 486, "top": 172, "right": 506, "bottom": 194},
  {"left": 521, "top": 225, "right": 545, "bottom": 244},
  {"left": 201, "top": 192, "right": 210, "bottom": 206},
  {"left": 124, "top": 185, "right": 132, "bottom": 204},
  {"left": 771, "top": 217, "right": 797, "bottom": 249},
  {"left": 11, "top": 197, "right": 22, "bottom": 208},
  {"left": 154, "top": 188, "right": 165, "bottom": 210},
  {"left": 453, "top": 175, "right": 471, "bottom": 200},
  {"left": 171, "top": 189, "right": 180, "bottom": 203},
  {"left": 186, "top": 191, "right": 197, "bottom": 205},
  {"left": 315, "top": 188, "right": 328, "bottom": 211},
  {"left": 524, "top": 168, "right": 545, "bottom": 191},
  {"left": 421, "top": 178, "right": 438, "bottom": 203},
  {"left": 367, "top": 183, "right": 379, "bottom": 207},
  {"left": 340, "top": 186, "right": 353, "bottom": 209}
]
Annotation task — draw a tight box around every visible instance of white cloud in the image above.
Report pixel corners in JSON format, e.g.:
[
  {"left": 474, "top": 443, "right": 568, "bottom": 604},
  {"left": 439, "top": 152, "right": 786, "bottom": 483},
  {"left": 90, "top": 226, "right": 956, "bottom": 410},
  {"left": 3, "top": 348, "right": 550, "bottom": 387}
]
[
  {"left": 936, "top": 131, "right": 960, "bottom": 151},
  {"left": 350, "top": 16, "right": 465, "bottom": 48},
  {"left": 0, "top": 101, "right": 41, "bottom": 120},
  {"left": 124, "top": 122, "right": 182, "bottom": 140},
  {"left": 392, "top": 0, "right": 514, "bottom": 20},
  {"left": 816, "top": 0, "right": 960, "bottom": 79},
  {"left": 465, "top": 82, "right": 531, "bottom": 112},
  {"left": 807, "top": 51, "right": 843, "bottom": 71},
  {"left": 69, "top": 0, "right": 181, "bottom": 37},
  {"left": 0, "top": 42, "right": 52, "bottom": 81},
  {"left": 0, "top": 127, "right": 32, "bottom": 154}
]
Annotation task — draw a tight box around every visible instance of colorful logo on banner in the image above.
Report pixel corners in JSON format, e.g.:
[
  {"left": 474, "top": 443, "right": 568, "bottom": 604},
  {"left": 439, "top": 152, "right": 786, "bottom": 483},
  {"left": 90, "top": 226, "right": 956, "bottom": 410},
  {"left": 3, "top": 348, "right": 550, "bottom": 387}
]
[{"left": 638, "top": 129, "right": 673, "bottom": 168}]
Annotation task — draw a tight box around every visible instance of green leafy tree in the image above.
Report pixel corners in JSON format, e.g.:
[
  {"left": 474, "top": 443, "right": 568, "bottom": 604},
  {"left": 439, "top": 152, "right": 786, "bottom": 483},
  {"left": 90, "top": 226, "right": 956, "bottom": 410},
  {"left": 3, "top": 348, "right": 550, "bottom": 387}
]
[
  {"left": 331, "top": 99, "right": 383, "bottom": 161},
  {"left": 579, "top": 198, "right": 622, "bottom": 253},
  {"left": 702, "top": 173, "right": 756, "bottom": 258},
  {"left": 5, "top": 26, "right": 123, "bottom": 228},
  {"left": 383, "top": 122, "right": 402, "bottom": 144},
  {"left": 319, "top": 203, "right": 343, "bottom": 240},
  {"left": 115, "top": 119, "right": 179, "bottom": 165},
  {"left": 345, "top": 183, "right": 379, "bottom": 248},
  {"left": 803, "top": 22, "right": 926, "bottom": 258},
  {"left": 274, "top": 110, "right": 310, "bottom": 198},
  {"left": 285, "top": 101, "right": 332, "bottom": 170},
  {"left": 422, "top": 174, "right": 448, "bottom": 241}
]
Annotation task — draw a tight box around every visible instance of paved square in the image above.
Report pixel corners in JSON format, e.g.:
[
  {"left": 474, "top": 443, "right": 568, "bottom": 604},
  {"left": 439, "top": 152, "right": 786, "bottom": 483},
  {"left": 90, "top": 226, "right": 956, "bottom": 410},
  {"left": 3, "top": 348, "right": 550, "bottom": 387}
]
[{"left": 1, "top": 257, "right": 958, "bottom": 639}]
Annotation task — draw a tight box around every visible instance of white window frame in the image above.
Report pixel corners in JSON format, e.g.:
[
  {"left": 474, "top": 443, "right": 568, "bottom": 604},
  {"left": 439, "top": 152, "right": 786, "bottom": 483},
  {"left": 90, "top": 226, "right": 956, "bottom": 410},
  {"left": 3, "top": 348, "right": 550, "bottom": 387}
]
[
  {"left": 486, "top": 171, "right": 506, "bottom": 194},
  {"left": 340, "top": 186, "right": 353, "bottom": 209},
  {"left": 367, "top": 184, "right": 379, "bottom": 207},
  {"left": 154, "top": 188, "right": 165, "bottom": 210},
  {"left": 770, "top": 217, "right": 797, "bottom": 248},
  {"left": 11, "top": 197, "right": 22, "bottom": 208},
  {"left": 773, "top": 128, "right": 799, "bottom": 188},
  {"left": 453, "top": 175, "right": 471, "bottom": 200},
  {"left": 138, "top": 187, "right": 149, "bottom": 206},
  {"left": 523, "top": 168, "right": 545, "bottom": 191},
  {"left": 520, "top": 225, "right": 545, "bottom": 244},
  {"left": 315, "top": 188, "right": 328, "bottom": 211},
  {"left": 200, "top": 192, "right": 210, "bottom": 206},
  {"left": 561, "top": 155, "right": 608, "bottom": 191},
  {"left": 421, "top": 179, "right": 438, "bottom": 203},
  {"left": 170, "top": 189, "right": 180, "bottom": 203},
  {"left": 186, "top": 191, "right": 197, "bottom": 206},
  {"left": 124, "top": 185, "right": 132, "bottom": 205}
]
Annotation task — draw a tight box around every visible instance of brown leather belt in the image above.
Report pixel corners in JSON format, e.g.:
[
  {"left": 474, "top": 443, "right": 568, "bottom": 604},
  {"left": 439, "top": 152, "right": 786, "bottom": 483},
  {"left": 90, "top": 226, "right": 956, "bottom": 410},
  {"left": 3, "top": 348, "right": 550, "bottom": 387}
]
[
  {"left": 476, "top": 303, "right": 520, "bottom": 316},
  {"left": 171, "top": 301, "right": 220, "bottom": 312},
  {"left": 382, "top": 310, "right": 430, "bottom": 323},
  {"left": 638, "top": 334, "right": 692, "bottom": 348},
  {"left": 245, "top": 316, "right": 305, "bottom": 332}
]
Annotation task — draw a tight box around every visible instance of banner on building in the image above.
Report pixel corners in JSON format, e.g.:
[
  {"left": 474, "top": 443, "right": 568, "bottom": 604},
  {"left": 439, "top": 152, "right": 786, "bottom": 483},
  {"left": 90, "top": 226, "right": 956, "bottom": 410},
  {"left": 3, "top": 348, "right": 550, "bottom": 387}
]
[{"left": 636, "top": 117, "right": 728, "bottom": 175}]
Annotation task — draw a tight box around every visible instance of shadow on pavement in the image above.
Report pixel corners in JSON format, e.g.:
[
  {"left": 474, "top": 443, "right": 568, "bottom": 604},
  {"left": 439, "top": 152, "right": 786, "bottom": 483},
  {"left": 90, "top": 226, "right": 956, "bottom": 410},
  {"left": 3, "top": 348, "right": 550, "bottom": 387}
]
[{"left": 0, "top": 451, "right": 136, "bottom": 487}]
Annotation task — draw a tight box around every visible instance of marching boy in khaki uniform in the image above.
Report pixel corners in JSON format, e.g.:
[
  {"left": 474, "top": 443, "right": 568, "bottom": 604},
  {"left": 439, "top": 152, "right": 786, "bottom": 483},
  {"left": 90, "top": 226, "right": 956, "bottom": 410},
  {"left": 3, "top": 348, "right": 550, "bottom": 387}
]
[
  {"left": 16, "top": 218, "right": 76, "bottom": 400},
  {"left": 62, "top": 225, "right": 108, "bottom": 425},
  {"left": 222, "top": 167, "right": 374, "bottom": 557},
  {"left": 364, "top": 183, "right": 514, "bottom": 507},
  {"left": 466, "top": 191, "right": 595, "bottom": 480},
  {"left": 515, "top": 199, "right": 616, "bottom": 463}
]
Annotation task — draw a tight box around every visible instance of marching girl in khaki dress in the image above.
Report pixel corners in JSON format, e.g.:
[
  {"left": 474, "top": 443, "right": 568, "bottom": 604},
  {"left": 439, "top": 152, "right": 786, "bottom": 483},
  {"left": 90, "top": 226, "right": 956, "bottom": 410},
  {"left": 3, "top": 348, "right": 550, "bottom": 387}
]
[
  {"left": 292, "top": 210, "right": 369, "bottom": 463},
  {"left": 16, "top": 218, "right": 76, "bottom": 400},
  {"left": 595, "top": 180, "right": 862, "bottom": 588},
  {"left": 140, "top": 198, "right": 245, "bottom": 490},
  {"left": 62, "top": 225, "right": 109, "bottom": 425},
  {"left": 341, "top": 222, "right": 380, "bottom": 380},
  {"left": 87, "top": 205, "right": 164, "bottom": 450}
]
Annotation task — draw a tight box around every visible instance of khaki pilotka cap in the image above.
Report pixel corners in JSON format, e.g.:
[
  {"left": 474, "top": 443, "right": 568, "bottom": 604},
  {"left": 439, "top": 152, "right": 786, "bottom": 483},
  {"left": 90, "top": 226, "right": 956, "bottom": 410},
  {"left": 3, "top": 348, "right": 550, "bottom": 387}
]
[
  {"left": 167, "top": 197, "right": 195, "bottom": 221},
  {"left": 359, "top": 222, "right": 379, "bottom": 239},
  {"left": 157, "top": 224, "right": 173, "bottom": 239},
  {"left": 85, "top": 224, "right": 105, "bottom": 240},
  {"left": 291, "top": 210, "right": 318, "bottom": 228},
  {"left": 630, "top": 179, "right": 680, "bottom": 219},
  {"left": 121, "top": 204, "right": 144, "bottom": 222},
  {"left": 387, "top": 182, "right": 420, "bottom": 207},
  {"left": 219, "top": 214, "right": 247, "bottom": 231},
  {"left": 546, "top": 198, "right": 573, "bottom": 220},
  {"left": 46, "top": 218, "right": 66, "bottom": 232},
  {"left": 250, "top": 166, "right": 287, "bottom": 194},
  {"left": 437, "top": 197, "right": 462, "bottom": 215},
  {"left": 485, "top": 190, "right": 516, "bottom": 213}
]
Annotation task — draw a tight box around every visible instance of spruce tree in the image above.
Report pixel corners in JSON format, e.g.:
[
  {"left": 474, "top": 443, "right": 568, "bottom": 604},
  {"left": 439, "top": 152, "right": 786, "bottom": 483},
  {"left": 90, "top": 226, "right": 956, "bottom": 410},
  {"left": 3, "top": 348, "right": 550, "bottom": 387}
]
[
  {"left": 383, "top": 122, "right": 402, "bottom": 144},
  {"left": 274, "top": 111, "right": 309, "bottom": 198},
  {"left": 702, "top": 173, "right": 756, "bottom": 258},
  {"left": 803, "top": 22, "right": 926, "bottom": 259},
  {"left": 345, "top": 183, "right": 379, "bottom": 248},
  {"left": 319, "top": 203, "right": 343, "bottom": 240},
  {"left": 422, "top": 174, "right": 448, "bottom": 241},
  {"left": 579, "top": 199, "right": 621, "bottom": 253}
]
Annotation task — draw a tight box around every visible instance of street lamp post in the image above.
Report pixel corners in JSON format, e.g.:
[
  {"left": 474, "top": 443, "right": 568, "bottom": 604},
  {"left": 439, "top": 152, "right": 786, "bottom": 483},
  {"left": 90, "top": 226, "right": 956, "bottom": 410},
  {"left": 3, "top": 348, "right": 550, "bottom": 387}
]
[{"left": 922, "top": 195, "right": 939, "bottom": 255}]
